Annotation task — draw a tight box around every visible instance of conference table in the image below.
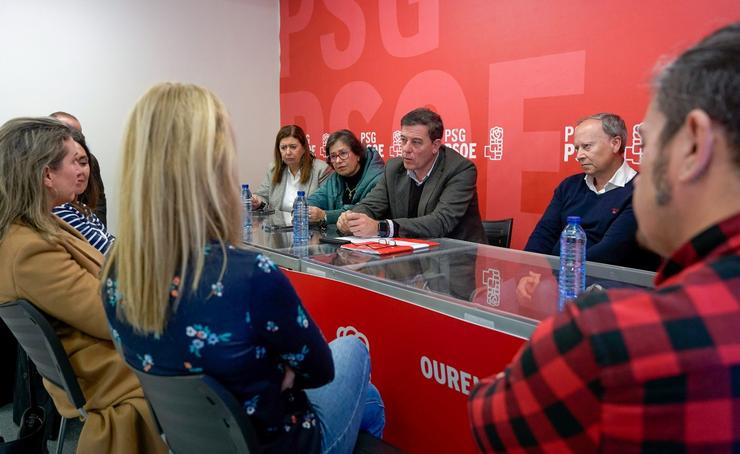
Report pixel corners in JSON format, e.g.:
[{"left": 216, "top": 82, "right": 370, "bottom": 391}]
[{"left": 244, "top": 213, "right": 655, "bottom": 454}]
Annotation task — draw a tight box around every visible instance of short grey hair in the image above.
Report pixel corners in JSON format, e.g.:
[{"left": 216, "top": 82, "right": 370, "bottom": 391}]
[{"left": 577, "top": 112, "right": 627, "bottom": 154}]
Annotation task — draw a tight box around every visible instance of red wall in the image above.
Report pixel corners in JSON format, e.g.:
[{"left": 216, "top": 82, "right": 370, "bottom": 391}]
[{"left": 279, "top": 0, "right": 739, "bottom": 248}]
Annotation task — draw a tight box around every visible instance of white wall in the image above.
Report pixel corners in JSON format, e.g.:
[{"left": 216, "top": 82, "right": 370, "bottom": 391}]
[{"left": 0, "top": 0, "right": 280, "bottom": 233}]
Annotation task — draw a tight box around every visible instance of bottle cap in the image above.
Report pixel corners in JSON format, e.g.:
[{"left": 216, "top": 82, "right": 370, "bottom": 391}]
[
  {"left": 567, "top": 215, "right": 581, "bottom": 224},
  {"left": 241, "top": 184, "right": 248, "bottom": 189},
  {"left": 297, "top": 190, "right": 305, "bottom": 196}
]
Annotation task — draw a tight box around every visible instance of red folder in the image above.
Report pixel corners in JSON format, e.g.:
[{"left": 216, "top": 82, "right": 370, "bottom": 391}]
[{"left": 339, "top": 238, "right": 439, "bottom": 256}]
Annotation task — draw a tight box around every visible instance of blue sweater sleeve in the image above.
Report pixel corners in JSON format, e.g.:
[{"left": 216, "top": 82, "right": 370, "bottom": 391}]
[
  {"left": 585, "top": 197, "right": 638, "bottom": 264},
  {"left": 524, "top": 183, "right": 564, "bottom": 254},
  {"left": 248, "top": 255, "right": 334, "bottom": 389}
]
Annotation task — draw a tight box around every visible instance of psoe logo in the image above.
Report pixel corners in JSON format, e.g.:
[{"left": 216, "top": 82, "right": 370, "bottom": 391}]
[
  {"left": 336, "top": 326, "right": 370, "bottom": 351},
  {"left": 483, "top": 126, "right": 504, "bottom": 161},
  {"left": 419, "top": 355, "right": 480, "bottom": 396},
  {"left": 389, "top": 130, "right": 403, "bottom": 157},
  {"left": 624, "top": 123, "right": 643, "bottom": 165},
  {"left": 444, "top": 128, "right": 477, "bottom": 159},
  {"left": 482, "top": 268, "right": 502, "bottom": 307},
  {"left": 319, "top": 133, "right": 330, "bottom": 159},
  {"left": 360, "top": 131, "right": 385, "bottom": 158}
]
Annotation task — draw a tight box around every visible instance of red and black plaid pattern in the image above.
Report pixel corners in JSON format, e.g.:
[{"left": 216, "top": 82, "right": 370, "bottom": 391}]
[{"left": 469, "top": 212, "right": 740, "bottom": 452}]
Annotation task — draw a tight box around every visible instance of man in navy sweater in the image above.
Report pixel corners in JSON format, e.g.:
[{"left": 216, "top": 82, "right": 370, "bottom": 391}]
[{"left": 524, "top": 113, "right": 659, "bottom": 270}]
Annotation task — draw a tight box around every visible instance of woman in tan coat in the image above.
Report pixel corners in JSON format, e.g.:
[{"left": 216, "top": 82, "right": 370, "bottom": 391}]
[{"left": 0, "top": 117, "right": 166, "bottom": 453}]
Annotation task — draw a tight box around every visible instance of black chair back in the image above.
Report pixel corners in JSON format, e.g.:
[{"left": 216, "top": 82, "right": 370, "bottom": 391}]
[
  {"left": 482, "top": 218, "right": 514, "bottom": 248},
  {"left": 130, "top": 367, "right": 262, "bottom": 454},
  {"left": 0, "top": 300, "right": 86, "bottom": 416}
]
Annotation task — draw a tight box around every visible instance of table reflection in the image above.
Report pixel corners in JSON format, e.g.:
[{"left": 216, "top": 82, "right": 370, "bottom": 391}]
[
  {"left": 310, "top": 240, "right": 480, "bottom": 301},
  {"left": 313, "top": 244, "right": 655, "bottom": 323},
  {"left": 468, "top": 246, "right": 653, "bottom": 321},
  {"left": 247, "top": 210, "right": 328, "bottom": 254}
]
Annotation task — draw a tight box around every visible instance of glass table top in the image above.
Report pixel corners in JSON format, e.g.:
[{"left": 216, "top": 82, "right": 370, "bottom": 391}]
[{"left": 245, "top": 212, "right": 656, "bottom": 329}]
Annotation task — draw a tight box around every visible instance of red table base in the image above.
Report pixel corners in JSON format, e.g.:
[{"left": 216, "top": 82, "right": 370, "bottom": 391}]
[{"left": 286, "top": 270, "right": 525, "bottom": 453}]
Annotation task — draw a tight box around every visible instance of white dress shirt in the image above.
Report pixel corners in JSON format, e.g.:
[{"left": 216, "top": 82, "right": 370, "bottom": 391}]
[
  {"left": 281, "top": 169, "right": 303, "bottom": 211},
  {"left": 584, "top": 159, "right": 637, "bottom": 194},
  {"left": 407, "top": 153, "right": 440, "bottom": 186}
]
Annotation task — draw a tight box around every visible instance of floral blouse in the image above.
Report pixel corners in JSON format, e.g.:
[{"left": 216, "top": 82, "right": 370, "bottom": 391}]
[{"left": 103, "top": 244, "right": 333, "bottom": 453}]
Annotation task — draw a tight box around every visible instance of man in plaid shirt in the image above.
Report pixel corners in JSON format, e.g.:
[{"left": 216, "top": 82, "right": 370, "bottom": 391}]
[{"left": 469, "top": 22, "right": 740, "bottom": 452}]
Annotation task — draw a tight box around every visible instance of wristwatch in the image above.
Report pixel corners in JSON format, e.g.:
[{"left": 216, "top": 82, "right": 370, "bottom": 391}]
[{"left": 378, "top": 220, "right": 390, "bottom": 238}]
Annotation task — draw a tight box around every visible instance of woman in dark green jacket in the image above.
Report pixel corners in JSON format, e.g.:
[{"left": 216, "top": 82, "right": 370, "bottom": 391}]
[{"left": 307, "top": 129, "right": 385, "bottom": 224}]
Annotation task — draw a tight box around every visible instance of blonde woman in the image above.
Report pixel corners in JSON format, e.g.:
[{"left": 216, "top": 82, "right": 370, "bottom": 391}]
[
  {"left": 0, "top": 117, "right": 166, "bottom": 453},
  {"left": 252, "top": 125, "right": 331, "bottom": 212},
  {"left": 103, "top": 83, "right": 384, "bottom": 453}
]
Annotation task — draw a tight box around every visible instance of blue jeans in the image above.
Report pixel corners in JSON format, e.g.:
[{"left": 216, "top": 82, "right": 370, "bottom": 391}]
[{"left": 305, "top": 336, "right": 385, "bottom": 454}]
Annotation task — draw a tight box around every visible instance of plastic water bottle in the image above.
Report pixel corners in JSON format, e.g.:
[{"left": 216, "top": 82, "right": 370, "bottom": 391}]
[
  {"left": 241, "top": 184, "right": 252, "bottom": 238},
  {"left": 292, "top": 190, "right": 309, "bottom": 245},
  {"left": 558, "top": 216, "right": 587, "bottom": 310}
]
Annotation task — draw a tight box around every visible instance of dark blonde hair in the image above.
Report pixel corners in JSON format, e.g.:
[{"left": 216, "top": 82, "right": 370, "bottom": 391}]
[
  {"left": 0, "top": 117, "right": 72, "bottom": 241},
  {"left": 272, "top": 125, "right": 314, "bottom": 186}
]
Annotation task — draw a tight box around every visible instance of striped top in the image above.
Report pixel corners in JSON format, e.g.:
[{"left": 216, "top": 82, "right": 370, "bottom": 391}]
[{"left": 53, "top": 203, "right": 114, "bottom": 254}]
